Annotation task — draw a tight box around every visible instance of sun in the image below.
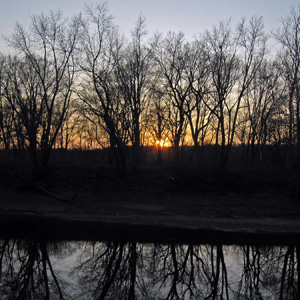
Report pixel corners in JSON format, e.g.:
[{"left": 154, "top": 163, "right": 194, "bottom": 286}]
[{"left": 156, "top": 139, "right": 164, "bottom": 147}]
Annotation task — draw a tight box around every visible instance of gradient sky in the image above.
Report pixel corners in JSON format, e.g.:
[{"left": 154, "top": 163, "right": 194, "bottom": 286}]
[{"left": 0, "top": 0, "right": 299, "bottom": 53}]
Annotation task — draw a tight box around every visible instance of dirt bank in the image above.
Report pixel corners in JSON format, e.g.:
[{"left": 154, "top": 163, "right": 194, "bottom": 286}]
[{"left": 1, "top": 168, "right": 300, "bottom": 244}]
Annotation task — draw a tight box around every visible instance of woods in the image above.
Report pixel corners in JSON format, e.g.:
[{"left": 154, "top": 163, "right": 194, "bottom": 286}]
[{"left": 1, "top": 4, "right": 300, "bottom": 173}]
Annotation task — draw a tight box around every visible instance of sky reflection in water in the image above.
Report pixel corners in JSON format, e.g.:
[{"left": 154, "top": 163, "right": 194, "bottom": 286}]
[{"left": 0, "top": 239, "right": 298, "bottom": 299}]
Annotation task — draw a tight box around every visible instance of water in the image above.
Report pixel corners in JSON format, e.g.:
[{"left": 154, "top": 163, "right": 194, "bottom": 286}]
[{"left": 0, "top": 239, "right": 299, "bottom": 299}]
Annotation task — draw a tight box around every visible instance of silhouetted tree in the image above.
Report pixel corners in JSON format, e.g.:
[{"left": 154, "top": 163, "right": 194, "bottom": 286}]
[
  {"left": 5, "top": 10, "right": 81, "bottom": 172},
  {"left": 144, "top": 90, "right": 169, "bottom": 164},
  {"left": 79, "top": 4, "right": 130, "bottom": 174},
  {"left": 0, "top": 55, "right": 17, "bottom": 150},
  {"left": 275, "top": 5, "right": 300, "bottom": 171},
  {"left": 204, "top": 17, "right": 267, "bottom": 169},
  {"left": 114, "top": 15, "right": 155, "bottom": 169},
  {"left": 185, "top": 39, "right": 213, "bottom": 168},
  {"left": 1, "top": 56, "right": 44, "bottom": 170},
  {"left": 203, "top": 20, "right": 240, "bottom": 169},
  {"left": 242, "top": 60, "right": 286, "bottom": 168},
  {"left": 155, "top": 32, "right": 192, "bottom": 167},
  {"left": 56, "top": 100, "right": 80, "bottom": 150}
]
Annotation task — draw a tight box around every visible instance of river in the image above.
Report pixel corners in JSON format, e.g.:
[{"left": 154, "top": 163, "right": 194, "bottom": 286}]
[{"left": 0, "top": 237, "right": 299, "bottom": 299}]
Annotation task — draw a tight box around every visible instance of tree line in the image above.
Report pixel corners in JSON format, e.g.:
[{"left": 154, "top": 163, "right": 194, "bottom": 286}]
[{"left": 0, "top": 4, "right": 300, "bottom": 173}]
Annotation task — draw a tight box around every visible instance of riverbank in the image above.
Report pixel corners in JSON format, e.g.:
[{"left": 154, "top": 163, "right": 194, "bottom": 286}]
[{"left": 1, "top": 167, "right": 300, "bottom": 244}]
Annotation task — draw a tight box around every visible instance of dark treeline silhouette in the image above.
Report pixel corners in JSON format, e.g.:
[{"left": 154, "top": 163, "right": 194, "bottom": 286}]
[
  {"left": 0, "top": 239, "right": 299, "bottom": 299},
  {"left": 1, "top": 4, "right": 300, "bottom": 174}
]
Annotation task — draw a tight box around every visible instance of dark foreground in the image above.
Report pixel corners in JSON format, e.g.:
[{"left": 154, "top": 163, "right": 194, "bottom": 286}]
[{"left": 1, "top": 167, "right": 300, "bottom": 244}]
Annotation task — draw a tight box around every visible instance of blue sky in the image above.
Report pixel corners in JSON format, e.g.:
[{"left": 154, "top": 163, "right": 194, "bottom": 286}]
[{"left": 0, "top": 0, "right": 299, "bottom": 53}]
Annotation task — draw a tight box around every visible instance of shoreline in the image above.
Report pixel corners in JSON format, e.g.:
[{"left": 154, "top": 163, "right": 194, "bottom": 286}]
[
  {"left": 1, "top": 169, "right": 300, "bottom": 245},
  {"left": 1, "top": 211, "right": 300, "bottom": 245}
]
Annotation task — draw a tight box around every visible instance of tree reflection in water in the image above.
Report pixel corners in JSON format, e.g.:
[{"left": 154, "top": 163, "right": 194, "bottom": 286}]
[
  {"left": 0, "top": 239, "right": 74, "bottom": 299},
  {"left": 0, "top": 239, "right": 299, "bottom": 299}
]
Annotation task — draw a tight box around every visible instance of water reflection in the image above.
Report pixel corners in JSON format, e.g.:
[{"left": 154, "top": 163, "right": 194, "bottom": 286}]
[{"left": 0, "top": 239, "right": 299, "bottom": 299}]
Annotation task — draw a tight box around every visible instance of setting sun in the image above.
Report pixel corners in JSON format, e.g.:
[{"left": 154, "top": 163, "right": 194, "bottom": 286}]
[{"left": 156, "top": 140, "right": 164, "bottom": 147}]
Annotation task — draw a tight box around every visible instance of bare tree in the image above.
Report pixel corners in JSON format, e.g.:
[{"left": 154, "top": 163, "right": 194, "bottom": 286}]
[
  {"left": 241, "top": 60, "right": 286, "bottom": 168},
  {"left": 144, "top": 90, "right": 169, "bottom": 164},
  {"left": 79, "top": 4, "right": 130, "bottom": 174},
  {"left": 204, "top": 17, "right": 267, "bottom": 169},
  {"left": 155, "top": 32, "right": 192, "bottom": 167},
  {"left": 5, "top": 10, "right": 81, "bottom": 172},
  {"left": 274, "top": 5, "right": 300, "bottom": 170},
  {"left": 56, "top": 99, "right": 80, "bottom": 150},
  {"left": 203, "top": 20, "right": 240, "bottom": 169},
  {"left": 185, "top": 39, "right": 213, "bottom": 168},
  {"left": 2, "top": 56, "right": 45, "bottom": 170},
  {"left": 114, "top": 15, "right": 154, "bottom": 169},
  {"left": 0, "top": 55, "right": 17, "bottom": 150}
]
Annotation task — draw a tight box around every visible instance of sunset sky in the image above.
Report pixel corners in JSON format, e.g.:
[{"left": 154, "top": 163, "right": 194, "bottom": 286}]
[{"left": 0, "top": 0, "right": 299, "bottom": 53}]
